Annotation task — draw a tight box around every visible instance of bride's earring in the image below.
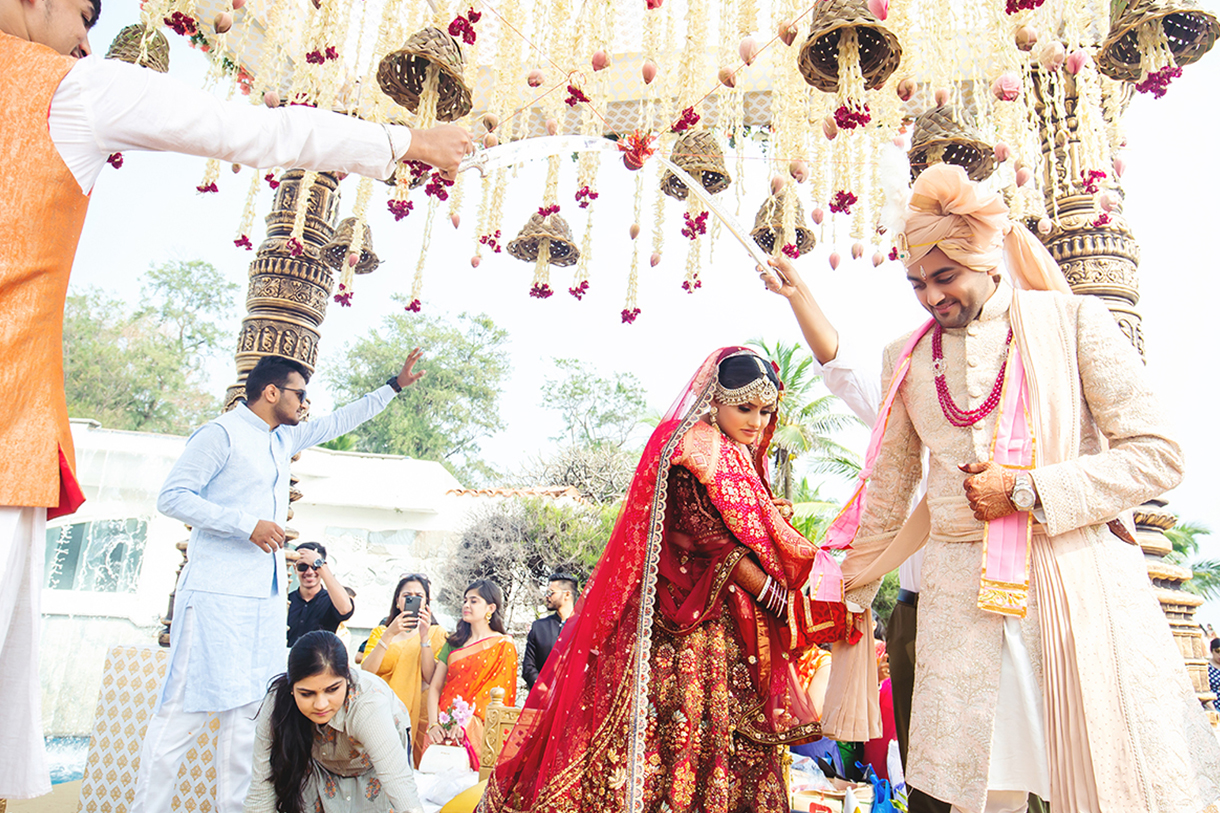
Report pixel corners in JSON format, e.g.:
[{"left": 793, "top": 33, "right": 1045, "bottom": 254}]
[{"left": 710, "top": 409, "right": 719, "bottom": 430}]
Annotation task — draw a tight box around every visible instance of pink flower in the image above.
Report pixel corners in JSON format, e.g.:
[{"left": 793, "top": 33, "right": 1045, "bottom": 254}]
[
  {"left": 991, "top": 72, "right": 1021, "bottom": 102},
  {"left": 106, "top": 152, "right": 124, "bottom": 169},
  {"left": 867, "top": 0, "right": 888, "bottom": 20},
  {"left": 621, "top": 307, "right": 641, "bottom": 324},
  {"left": 438, "top": 711, "right": 451, "bottom": 725}
]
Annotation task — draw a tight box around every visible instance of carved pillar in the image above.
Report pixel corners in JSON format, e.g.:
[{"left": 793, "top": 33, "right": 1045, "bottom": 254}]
[
  {"left": 1030, "top": 65, "right": 1210, "bottom": 706},
  {"left": 158, "top": 171, "right": 341, "bottom": 645}
]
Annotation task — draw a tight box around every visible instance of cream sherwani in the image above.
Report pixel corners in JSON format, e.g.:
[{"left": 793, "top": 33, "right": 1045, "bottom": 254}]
[{"left": 849, "top": 282, "right": 1220, "bottom": 812}]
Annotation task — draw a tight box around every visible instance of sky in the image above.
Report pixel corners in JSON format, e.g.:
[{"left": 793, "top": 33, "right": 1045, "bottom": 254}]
[{"left": 73, "top": 0, "right": 1220, "bottom": 620}]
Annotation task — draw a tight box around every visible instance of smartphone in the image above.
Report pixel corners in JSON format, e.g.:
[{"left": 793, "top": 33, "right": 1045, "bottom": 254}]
[{"left": 400, "top": 594, "right": 423, "bottom": 620}]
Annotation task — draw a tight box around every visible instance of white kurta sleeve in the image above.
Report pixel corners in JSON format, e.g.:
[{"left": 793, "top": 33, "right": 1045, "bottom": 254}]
[
  {"left": 811, "top": 336, "right": 882, "bottom": 425},
  {"left": 1030, "top": 296, "right": 1185, "bottom": 537},
  {"left": 49, "top": 56, "right": 413, "bottom": 193}
]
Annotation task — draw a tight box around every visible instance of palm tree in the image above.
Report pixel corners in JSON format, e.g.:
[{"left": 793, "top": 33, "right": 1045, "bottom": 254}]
[
  {"left": 748, "top": 338, "right": 863, "bottom": 500},
  {"left": 1166, "top": 520, "right": 1220, "bottom": 601}
]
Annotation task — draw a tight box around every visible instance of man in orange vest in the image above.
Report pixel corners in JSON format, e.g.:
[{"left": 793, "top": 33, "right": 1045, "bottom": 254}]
[{"left": 0, "top": 0, "right": 470, "bottom": 798}]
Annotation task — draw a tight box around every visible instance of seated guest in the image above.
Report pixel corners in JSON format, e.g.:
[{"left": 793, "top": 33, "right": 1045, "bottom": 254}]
[
  {"left": 244, "top": 631, "right": 424, "bottom": 813},
  {"left": 362, "top": 574, "right": 448, "bottom": 766},
  {"left": 522, "top": 573, "right": 579, "bottom": 691},
  {"left": 287, "top": 542, "right": 354, "bottom": 646},
  {"left": 424, "top": 580, "right": 518, "bottom": 768}
]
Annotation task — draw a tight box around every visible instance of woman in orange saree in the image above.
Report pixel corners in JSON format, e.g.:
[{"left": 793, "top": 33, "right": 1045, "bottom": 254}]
[
  {"left": 425, "top": 579, "right": 518, "bottom": 771},
  {"left": 479, "top": 348, "right": 855, "bottom": 813}
]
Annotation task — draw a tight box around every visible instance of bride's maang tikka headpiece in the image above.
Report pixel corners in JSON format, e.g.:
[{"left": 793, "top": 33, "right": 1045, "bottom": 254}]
[{"left": 713, "top": 354, "right": 780, "bottom": 406}]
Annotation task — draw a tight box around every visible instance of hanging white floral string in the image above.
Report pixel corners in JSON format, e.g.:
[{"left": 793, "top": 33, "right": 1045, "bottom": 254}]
[
  {"left": 234, "top": 170, "right": 261, "bottom": 250},
  {"left": 834, "top": 27, "right": 871, "bottom": 131},
  {"left": 406, "top": 197, "right": 440, "bottom": 313},
  {"left": 196, "top": 158, "right": 221, "bottom": 194},
  {"left": 622, "top": 173, "right": 645, "bottom": 324},
  {"left": 1134, "top": 17, "right": 1181, "bottom": 97},
  {"left": 287, "top": 169, "right": 319, "bottom": 257}
]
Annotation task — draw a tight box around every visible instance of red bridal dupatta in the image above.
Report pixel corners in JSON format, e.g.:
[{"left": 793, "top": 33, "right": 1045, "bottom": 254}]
[{"left": 479, "top": 348, "right": 850, "bottom": 813}]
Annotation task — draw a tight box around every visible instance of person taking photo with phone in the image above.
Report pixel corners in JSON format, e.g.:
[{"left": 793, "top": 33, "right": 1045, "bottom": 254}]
[
  {"left": 287, "top": 542, "right": 355, "bottom": 647},
  {"left": 362, "top": 574, "right": 447, "bottom": 766}
]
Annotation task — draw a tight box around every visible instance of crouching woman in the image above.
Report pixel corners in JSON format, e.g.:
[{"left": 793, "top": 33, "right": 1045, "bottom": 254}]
[{"left": 244, "top": 631, "right": 424, "bottom": 813}]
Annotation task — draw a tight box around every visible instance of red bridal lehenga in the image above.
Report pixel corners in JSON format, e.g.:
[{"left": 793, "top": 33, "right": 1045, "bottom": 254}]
[{"left": 479, "top": 348, "right": 854, "bottom": 813}]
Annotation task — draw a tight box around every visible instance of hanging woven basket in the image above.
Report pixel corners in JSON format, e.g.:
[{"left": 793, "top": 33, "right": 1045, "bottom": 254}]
[
  {"left": 105, "top": 24, "right": 170, "bottom": 73},
  {"left": 797, "top": 0, "right": 902, "bottom": 93},
  {"left": 1097, "top": 0, "right": 1218, "bottom": 82},
  {"left": 750, "top": 188, "right": 815, "bottom": 256},
  {"left": 507, "top": 212, "right": 580, "bottom": 267},
  {"left": 660, "top": 130, "right": 733, "bottom": 200},
  {"left": 376, "top": 27, "right": 473, "bottom": 122},
  {"left": 321, "top": 218, "right": 381, "bottom": 274},
  {"left": 907, "top": 105, "right": 996, "bottom": 183}
]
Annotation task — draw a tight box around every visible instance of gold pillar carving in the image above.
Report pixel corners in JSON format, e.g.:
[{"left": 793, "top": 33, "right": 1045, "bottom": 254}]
[{"left": 1030, "top": 63, "right": 1209, "bottom": 706}]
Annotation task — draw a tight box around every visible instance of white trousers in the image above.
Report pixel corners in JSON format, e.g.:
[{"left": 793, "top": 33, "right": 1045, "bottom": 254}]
[
  {"left": 130, "top": 609, "right": 260, "bottom": 813},
  {"left": 0, "top": 506, "right": 50, "bottom": 800}
]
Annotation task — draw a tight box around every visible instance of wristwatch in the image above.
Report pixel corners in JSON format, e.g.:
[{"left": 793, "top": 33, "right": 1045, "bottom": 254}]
[
  {"left": 386, "top": 375, "right": 403, "bottom": 393},
  {"left": 1010, "top": 472, "right": 1037, "bottom": 512},
  {"left": 312, "top": 557, "right": 327, "bottom": 569}
]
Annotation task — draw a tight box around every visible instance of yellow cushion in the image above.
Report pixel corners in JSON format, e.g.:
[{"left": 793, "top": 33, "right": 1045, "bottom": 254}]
[{"left": 439, "top": 779, "right": 487, "bottom": 813}]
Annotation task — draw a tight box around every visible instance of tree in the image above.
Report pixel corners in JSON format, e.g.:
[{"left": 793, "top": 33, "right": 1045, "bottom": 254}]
[
  {"left": 521, "top": 445, "right": 639, "bottom": 504},
  {"left": 63, "top": 261, "right": 238, "bottom": 434},
  {"left": 439, "top": 497, "right": 618, "bottom": 628},
  {"left": 541, "top": 358, "right": 649, "bottom": 448},
  {"left": 1166, "top": 520, "right": 1220, "bottom": 601},
  {"left": 326, "top": 306, "right": 509, "bottom": 483},
  {"left": 748, "top": 338, "right": 863, "bottom": 500}
]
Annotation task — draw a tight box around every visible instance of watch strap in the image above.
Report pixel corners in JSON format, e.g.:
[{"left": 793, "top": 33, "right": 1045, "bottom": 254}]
[{"left": 386, "top": 376, "right": 403, "bottom": 393}]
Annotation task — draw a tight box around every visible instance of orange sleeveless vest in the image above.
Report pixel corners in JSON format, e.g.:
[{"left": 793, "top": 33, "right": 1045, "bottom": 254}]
[{"left": 0, "top": 33, "right": 91, "bottom": 516}]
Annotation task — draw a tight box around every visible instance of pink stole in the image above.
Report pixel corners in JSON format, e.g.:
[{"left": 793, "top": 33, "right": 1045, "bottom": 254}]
[{"left": 829, "top": 318, "right": 1036, "bottom": 618}]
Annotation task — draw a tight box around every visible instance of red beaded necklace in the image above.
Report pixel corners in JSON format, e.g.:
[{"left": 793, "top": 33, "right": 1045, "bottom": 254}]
[{"left": 931, "top": 324, "right": 1013, "bottom": 428}]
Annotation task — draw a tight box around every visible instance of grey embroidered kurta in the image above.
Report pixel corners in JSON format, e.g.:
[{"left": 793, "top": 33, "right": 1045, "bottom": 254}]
[
  {"left": 847, "top": 283, "right": 1220, "bottom": 812},
  {"left": 244, "top": 670, "right": 424, "bottom": 813}
]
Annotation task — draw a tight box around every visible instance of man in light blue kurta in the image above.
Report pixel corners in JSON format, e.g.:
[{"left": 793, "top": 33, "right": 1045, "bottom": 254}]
[{"left": 130, "top": 350, "right": 425, "bottom": 813}]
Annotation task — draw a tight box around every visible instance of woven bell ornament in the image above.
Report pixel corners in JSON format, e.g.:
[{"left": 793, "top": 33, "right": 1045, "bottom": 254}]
[
  {"left": 105, "top": 24, "right": 170, "bottom": 73},
  {"left": 321, "top": 218, "right": 381, "bottom": 275},
  {"left": 660, "top": 131, "right": 733, "bottom": 200},
  {"left": 1098, "top": 0, "right": 1219, "bottom": 96},
  {"left": 377, "top": 27, "right": 474, "bottom": 122},
  {"left": 907, "top": 105, "right": 997, "bottom": 183},
  {"left": 798, "top": 0, "right": 901, "bottom": 130},
  {"left": 507, "top": 212, "right": 581, "bottom": 268},
  {"left": 751, "top": 188, "right": 815, "bottom": 257}
]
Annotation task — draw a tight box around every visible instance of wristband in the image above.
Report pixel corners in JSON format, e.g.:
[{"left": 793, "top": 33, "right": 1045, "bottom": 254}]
[{"left": 386, "top": 375, "right": 403, "bottom": 393}]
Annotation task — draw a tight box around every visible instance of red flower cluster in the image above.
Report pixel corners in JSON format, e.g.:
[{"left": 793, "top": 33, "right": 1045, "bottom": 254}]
[
  {"left": 681, "top": 211, "right": 709, "bottom": 240},
  {"left": 529, "top": 283, "right": 554, "bottom": 299},
  {"left": 265, "top": 173, "right": 280, "bottom": 189},
  {"left": 404, "top": 299, "right": 423, "bottom": 313},
  {"left": 671, "top": 107, "right": 700, "bottom": 132},
  {"left": 106, "top": 152, "right": 124, "bottom": 169},
  {"left": 781, "top": 242, "right": 800, "bottom": 259},
  {"left": 333, "top": 283, "right": 353, "bottom": 307},
  {"left": 681, "top": 278, "right": 703, "bottom": 293},
  {"left": 1135, "top": 66, "right": 1182, "bottom": 98},
  {"left": 569, "top": 280, "right": 590, "bottom": 300},
  {"left": 196, "top": 182, "right": 219, "bottom": 193},
  {"left": 833, "top": 103, "right": 871, "bottom": 130},
  {"left": 1081, "top": 169, "right": 1107, "bottom": 194},
  {"left": 1004, "top": 0, "right": 1045, "bottom": 13},
  {"left": 565, "top": 85, "right": 590, "bottom": 107},
  {"left": 164, "top": 11, "right": 197, "bottom": 35},
  {"left": 425, "top": 172, "right": 454, "bottom": 200},
  {"left": 1091, "top": 213, "right": 1112, "bottom": 228},
  {"left": 448, "top": 8, "right": 481, "bottom": 45},
  {"left": 287, "top": 237, "right": 304, "bottom": 257},
  {"left": 387, "top": 199, "right": 415, "bottom": 221},
  {"left": 574, "top": 186, "right": 599, "bottom": 209},
  {"left": 234, "top": 235, "right": 253, "bottom": 250},
  {"left": 306, "top": 47, "right": 339, "bottom": 64},
  {"left": 645, "top": 0, "right": 663, "bottom": 8},
  {"left": 538, "top": 204, "right": 561, "bottom": 217},
  {"left": 829, "top": 190, "right": 858, "bottom": 214},
  {"left": 618, "top": 130, "right": 658, "bottom": 171},
  {"left": 621, "top": 306, "right": 642, "bottom": 323},
  {"left": 888, "top": 246, "right": 899, "bottom": 261},
  {"left": 404, "top": 160, "right": 431, "bottom": 185},
  {"left": 479, "top": 230, "right": 504, "bottom": 253}
]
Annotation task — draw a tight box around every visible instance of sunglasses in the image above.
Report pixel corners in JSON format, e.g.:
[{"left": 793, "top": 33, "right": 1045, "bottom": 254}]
[
  {"left": 280, "top": 387, "right": 307, "bottom": 402},
  {"left": 295, "top": 562, "right": 319, "bottom": 573}
]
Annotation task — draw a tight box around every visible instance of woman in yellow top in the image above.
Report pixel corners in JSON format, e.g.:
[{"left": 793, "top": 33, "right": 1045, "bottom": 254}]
[{"left": 361, "top": 574, "right": 447, "bottom": 766}]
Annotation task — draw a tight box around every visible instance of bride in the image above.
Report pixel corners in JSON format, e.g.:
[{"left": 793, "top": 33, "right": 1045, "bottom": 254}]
[{"left": 479, "top": 348, "right": 854, "bottom": 813}]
